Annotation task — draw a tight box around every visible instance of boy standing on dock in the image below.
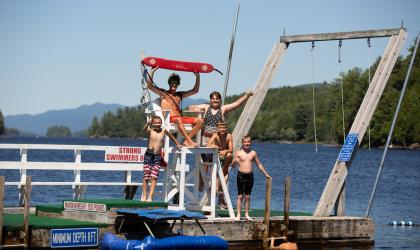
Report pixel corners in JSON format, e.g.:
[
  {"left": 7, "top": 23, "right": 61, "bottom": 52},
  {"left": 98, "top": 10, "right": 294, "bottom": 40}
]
[
  {"left": 232, "top": 135, "right": 271, "bottom": 220},
  {"left": 142, "top": 116, "right": 182, "bottom": 202},
  {"left": 207, "top": 122, "right": 233, "bottom": 208}
]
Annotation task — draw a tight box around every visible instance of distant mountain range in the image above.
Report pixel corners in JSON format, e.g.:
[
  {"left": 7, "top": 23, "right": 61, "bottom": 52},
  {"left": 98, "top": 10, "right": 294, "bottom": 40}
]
[
  {"left": 4, "top": 98, "right": 207, "bottom": 136},
  {"left": 5, "top": 103, "right": 125, "bottom": 136}
]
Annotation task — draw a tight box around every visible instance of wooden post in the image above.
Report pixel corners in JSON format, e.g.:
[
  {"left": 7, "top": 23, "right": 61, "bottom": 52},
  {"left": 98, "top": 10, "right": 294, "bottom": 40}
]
[
  {"left": 0, "top": 176, "right": 5, "bottom": 246},
  {"left": 23, "top": 176, "right": 31, "bottom": 249},
  {"left": 262, "top": 177, "right": 272, "bottom": 249},
  {"left": 284, "top": 177, "right": 290, "bottom": 239}
]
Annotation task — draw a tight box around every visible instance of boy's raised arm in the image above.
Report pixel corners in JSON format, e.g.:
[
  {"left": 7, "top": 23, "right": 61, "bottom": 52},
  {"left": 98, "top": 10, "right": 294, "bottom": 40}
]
[
  {"left": 206, "top": 134, "right": 220, "bottom": 149},
  {"left": 146, "top": 67, "right": 165, "bottom": 96},
  {"left": 181, "top": 72, "right": 200, "bottom": 98},
  {"left": 143, "top": 120, "right": 151, "bottom": 134},
  {"left": 222, "top": 91, "right": 253, "bottom": 114},
  {"left": 164, "top": 129, "right": 183, "bottom": 149},
  {"left": 254, "top": 152, "right": 271, "bottom": 178}
]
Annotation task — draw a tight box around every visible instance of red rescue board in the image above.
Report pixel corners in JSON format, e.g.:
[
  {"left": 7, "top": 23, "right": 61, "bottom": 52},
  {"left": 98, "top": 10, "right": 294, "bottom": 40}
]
[{"left": 142, "top": 56, "right": 219, "bottom": 74}]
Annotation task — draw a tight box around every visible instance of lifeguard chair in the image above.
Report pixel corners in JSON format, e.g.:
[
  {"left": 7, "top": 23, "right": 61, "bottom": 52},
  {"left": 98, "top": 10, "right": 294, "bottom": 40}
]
[{"left": 143, "top": 94, "right": 234, "bottom": 219}]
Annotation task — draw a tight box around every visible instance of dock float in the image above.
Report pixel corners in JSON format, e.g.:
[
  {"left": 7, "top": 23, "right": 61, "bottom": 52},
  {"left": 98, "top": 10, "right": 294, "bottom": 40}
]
[{"left": 2, "top": 199, "right": 374, "bottom": 249}]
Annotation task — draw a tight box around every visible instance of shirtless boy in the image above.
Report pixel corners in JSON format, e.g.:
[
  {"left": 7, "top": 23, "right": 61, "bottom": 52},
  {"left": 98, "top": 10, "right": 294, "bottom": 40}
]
[
  {"left": 232, "top": 135, "right": 271, "bottom": 220},
  {"left": 207, "top": 122, "right": 233, "bottom": 207},
  {"left": 142, "top": 116, "right": 182, "bottom": 202},
  {"left": 146, "top": 67, "right": 203, "bottom": 147}
]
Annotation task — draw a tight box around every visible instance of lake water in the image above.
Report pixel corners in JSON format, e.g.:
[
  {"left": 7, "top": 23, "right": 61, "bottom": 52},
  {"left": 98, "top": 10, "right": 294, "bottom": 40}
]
[{"left": 0, "top": 137, "right": 419, "bottom": 249}]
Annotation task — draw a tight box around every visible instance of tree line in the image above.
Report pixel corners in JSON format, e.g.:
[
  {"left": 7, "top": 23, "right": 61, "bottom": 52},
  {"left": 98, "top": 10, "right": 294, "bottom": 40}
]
[{"left": 86, "top": 40, "right": 420, "bottom": 147}]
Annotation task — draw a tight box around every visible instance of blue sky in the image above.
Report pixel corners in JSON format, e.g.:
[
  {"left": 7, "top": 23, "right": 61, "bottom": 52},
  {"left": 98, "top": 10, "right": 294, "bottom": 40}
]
[{"left": 1, "top": 0, "right": 419, "bottom": 116}]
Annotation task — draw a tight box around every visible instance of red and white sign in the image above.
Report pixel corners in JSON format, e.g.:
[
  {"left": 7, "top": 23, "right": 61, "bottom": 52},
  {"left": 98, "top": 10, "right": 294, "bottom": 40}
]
[
  {"left": 104, "top": 146, "right": 146, "bottom": 163},
  {"left": 64, "top": 201, "right": 107, "bottom": 213}
]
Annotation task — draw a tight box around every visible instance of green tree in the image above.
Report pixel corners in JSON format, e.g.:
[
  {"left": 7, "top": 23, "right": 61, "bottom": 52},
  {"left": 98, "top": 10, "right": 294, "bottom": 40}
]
[
  {"left": 5, "top": 128, "right": 20, "bottom": 137},
  {"left": 88, "top": 116, "right": 100, "bottom": 137},
  {"left": 0, "top": 109, "right": 4, "bottom": 135},
  {"left": 294, "top": 104, "right": 310, "bottom": 141},
  {"left": 46, "top": 125, "right": 72, "bottom": 137}
]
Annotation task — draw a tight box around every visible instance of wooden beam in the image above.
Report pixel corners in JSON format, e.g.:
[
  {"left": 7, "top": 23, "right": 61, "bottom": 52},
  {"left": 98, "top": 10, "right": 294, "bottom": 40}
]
[
  {"left": 232, "top": 41, "right": 287, "bottom": 151},
  {"left": 262, "top": 177, "right": 272, "bottom": 249},
  {"left": 280, "top": 28, "right": 403, "bottom": 43}
]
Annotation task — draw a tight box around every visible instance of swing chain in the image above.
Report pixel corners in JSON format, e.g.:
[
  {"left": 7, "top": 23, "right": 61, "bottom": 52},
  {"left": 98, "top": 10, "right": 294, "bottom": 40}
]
[
  {"left": 367, "top": 37, "right": 371, "bottom": 48},
  {"left": 311, "top": 41, "right": 315, "bottom": 51}
]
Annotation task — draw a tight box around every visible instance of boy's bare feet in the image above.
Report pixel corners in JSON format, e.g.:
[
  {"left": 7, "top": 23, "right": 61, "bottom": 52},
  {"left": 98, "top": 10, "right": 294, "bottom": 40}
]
[
  {"left": 146, "top": 198, "right": 152, "bottom": 202},
  {"left": 141, "top": 195, "right": 146, "bottom": 201},
  {"left": 236, "top": 215, "right": 241, "bottom": 220},
  {"left": 245, "top": 214, "right": 253, "bottom": 221}
]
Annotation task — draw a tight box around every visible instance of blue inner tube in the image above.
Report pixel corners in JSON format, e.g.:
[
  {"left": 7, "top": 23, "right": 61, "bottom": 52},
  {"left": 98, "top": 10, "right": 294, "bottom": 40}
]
[{"left": 100, "top": 233, "right": 228, "bottom": 250}]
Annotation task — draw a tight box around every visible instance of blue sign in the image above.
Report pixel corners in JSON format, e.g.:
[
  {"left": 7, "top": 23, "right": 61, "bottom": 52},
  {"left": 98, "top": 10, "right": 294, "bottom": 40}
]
[
  {"left": 51, "top": 228, "right": 98, "bottom": 248},
  {"left": 338, "top": 133, "right": 359, "bottom": 162}
]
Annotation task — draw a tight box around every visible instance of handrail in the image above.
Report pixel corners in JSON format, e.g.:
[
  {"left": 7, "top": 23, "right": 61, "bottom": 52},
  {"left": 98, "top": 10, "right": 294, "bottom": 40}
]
[
  {"left": 0, "top": 143, "right": 234, "bottom": 218},
  {"left": 0, "top": 143, "right": 181, "bottom": 202}
]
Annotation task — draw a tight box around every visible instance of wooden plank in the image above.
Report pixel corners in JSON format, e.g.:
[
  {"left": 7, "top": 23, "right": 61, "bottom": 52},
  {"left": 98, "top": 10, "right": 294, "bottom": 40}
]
[
  {"left": 280, "top": 28, "right": 402, "bottom": 43},
  {"left": 313, "top": 29, "right": 407, "bottom": 217},
  {"left": 232, "top": 42, "right": 287, "bottom": 151}
]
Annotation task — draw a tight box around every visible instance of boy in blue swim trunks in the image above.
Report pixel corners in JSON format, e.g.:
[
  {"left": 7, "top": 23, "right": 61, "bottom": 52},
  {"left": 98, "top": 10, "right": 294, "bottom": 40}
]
[
  {"left": 232, "top": 135, "right": 271, "bottom": 220},
  {"left": 142, "top": 116, "right": 182, "bottom": 202}
]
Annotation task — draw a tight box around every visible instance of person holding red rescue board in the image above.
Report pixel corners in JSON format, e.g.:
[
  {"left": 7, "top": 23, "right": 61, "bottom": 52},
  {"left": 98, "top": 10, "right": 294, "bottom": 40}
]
[{"left": 146, "top": 66, "right": 203, "bottom": 147}]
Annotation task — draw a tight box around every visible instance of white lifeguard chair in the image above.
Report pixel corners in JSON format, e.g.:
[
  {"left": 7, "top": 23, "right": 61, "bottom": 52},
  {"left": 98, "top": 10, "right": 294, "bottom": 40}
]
[{"left": 144, "top": 98, "right": 235, "bottom": 219}]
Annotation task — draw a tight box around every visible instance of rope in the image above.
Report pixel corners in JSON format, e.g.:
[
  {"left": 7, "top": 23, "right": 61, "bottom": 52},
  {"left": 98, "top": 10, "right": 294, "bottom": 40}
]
[
  {"left": 311, "top": 41, "right": 318, "bottom": 152},
  {"left": 367, "top": 38, "right": 372, "bottom": 150},
  {"left": 338, "top": 40, "right": 346, "bottom": 144}
]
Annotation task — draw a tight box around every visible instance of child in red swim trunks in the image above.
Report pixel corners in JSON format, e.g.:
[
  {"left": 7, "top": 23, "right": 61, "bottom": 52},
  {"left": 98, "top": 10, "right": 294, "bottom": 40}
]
[{"left": 142, "top": 116, "right": 182, "bottom": 202}]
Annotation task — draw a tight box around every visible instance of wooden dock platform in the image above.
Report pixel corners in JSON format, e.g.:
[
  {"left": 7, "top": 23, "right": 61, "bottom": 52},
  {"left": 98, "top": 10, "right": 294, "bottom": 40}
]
[{"left": 1, "top": 199, "right": 374, "bottom": 249}]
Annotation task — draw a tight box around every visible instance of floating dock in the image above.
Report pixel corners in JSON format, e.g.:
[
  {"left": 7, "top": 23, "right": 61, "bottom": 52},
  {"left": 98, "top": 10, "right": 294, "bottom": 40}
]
[{"left": 2, "top": 199, "right": 374, "bottom": 249}]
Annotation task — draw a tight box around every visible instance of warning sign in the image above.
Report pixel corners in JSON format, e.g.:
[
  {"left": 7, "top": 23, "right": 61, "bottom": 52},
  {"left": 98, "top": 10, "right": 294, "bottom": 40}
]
[
  {"left": 104, "top": 146, "right": 147, "bottom": 162},
  {"left": 338, "top": 133, "right": 359, "bottom": 162},
  {"left": 64, "top": 201, "right": 107, "bottom": 213},
  {"left": 51, "top": 228, "right": 98, "bottom": 248}
]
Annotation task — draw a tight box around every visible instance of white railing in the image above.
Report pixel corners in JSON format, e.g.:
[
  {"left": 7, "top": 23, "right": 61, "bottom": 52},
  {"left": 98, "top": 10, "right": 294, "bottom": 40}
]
[{"left": 0, "top": 143, "right": 235, "bottom": 219}]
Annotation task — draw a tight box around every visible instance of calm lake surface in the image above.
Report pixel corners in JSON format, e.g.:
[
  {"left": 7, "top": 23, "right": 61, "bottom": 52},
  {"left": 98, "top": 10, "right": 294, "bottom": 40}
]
[{"left": 0, "top": 137, "right": 419, "bottom": 249}]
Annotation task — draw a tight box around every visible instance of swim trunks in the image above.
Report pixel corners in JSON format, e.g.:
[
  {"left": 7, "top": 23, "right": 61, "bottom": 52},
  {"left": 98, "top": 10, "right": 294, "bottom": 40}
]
[
  {"left": 237, "top": 171, "right": 254, "bottom": 195},
  {"left": 170, "top": 116, "right": 196, "bottom": 124},
  {"left": 143, "top": 149, "right": 162, "bottom": 180}
]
